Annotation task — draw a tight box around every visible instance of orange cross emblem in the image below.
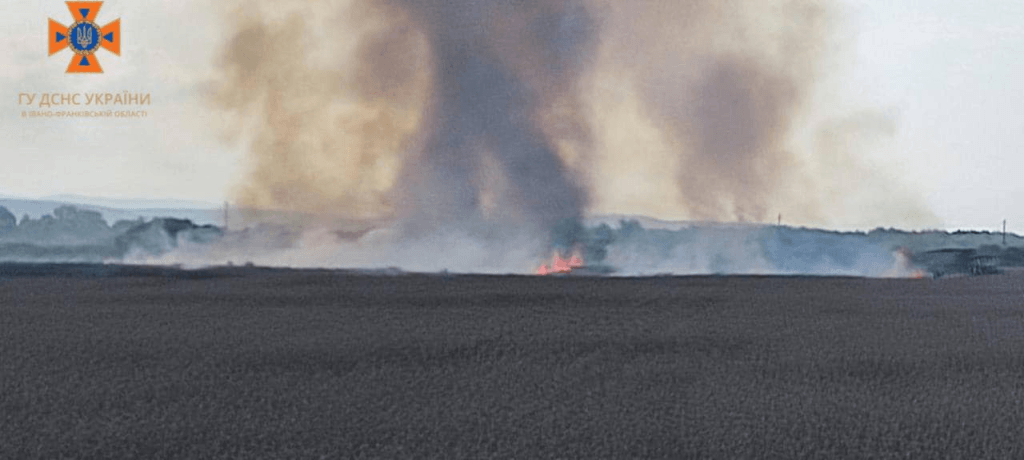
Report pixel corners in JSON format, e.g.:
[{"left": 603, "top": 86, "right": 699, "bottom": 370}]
[{"left": 48, "top": 1, "right": 121, "bottom": 73}]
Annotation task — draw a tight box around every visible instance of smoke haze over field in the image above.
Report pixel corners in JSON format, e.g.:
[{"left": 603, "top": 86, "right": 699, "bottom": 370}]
[
  {"left": 4, "top": 204, "right": 1022, "bottom": 278},
  {"left": 201, "top": 0, "right": 942, "bottom": 273},
  {"left": 210, "top": 0, "right": 937, "bottom": 229}
]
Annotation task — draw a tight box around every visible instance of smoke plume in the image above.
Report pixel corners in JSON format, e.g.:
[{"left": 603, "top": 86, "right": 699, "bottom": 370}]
[
  {"left": 209, "top": 0, "right": 595, "bottom": 237},
  {"left": 206, "top": 0, "right": 939, "bottom": 271}
]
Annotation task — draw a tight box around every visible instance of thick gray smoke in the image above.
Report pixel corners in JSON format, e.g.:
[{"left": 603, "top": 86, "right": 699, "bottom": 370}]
[
  {"left": 394, "top": 1, "right": 594, "bottom": 238},
  {"left": 209, "top": 0, "right": 595, "bottom": 241},
  {"left": 203, "top": 0, "right": 940, "bottom": 273}
]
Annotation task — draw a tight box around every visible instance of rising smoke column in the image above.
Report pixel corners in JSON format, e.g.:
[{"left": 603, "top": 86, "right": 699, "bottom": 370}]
[
  {"left": 208, "top": 1, "right": 432, "bottom": 222},
  {"left": 207, "top": 0, "right": 939, "bottom": 267},
  {"left": 209, "top": 0, "right": 596, "bottom": 247},
  {"left": 390, "top": 0, "right": 595, "bottom": 238},
  {"left": 585, "top": 0, "right": 938, "bottom": 228},
  {"left": 581, "top": 0, "right": 828, "bottom": 223}
]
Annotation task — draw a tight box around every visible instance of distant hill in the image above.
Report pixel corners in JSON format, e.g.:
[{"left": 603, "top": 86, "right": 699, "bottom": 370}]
[
  {"left": 38, "top": 195, "right": 221, "bottom": 211},
  {"left": 0, "top": 197, "right": 222, "bottom": 227},
  {"left": 0, "top": 195, "right": 389, "bottom": 231}
]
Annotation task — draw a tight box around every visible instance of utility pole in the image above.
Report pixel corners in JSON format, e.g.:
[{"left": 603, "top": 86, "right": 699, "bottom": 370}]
[
  {"left": 223, "top": 201, "right": 229, "bottom": 231},
  {"left": 1003, "top": 219, "right": 1007, "bottom": 245},
  {"left": 778, "top": 213, "right": 782, "bottom": 227}
]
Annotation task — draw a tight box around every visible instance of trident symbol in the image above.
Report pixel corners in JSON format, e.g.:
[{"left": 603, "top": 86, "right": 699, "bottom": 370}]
[
  {"left": 48, "top": 1, "right": 122, "bottom": 73},
  {"left": 75, "top": 26, "right": 93, "bottom": 49}
]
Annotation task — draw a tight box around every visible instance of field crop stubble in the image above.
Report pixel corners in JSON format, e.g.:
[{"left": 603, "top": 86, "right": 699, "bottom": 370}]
[{"left": 2, "top": 265, "right": 1024, "bottom": 458}]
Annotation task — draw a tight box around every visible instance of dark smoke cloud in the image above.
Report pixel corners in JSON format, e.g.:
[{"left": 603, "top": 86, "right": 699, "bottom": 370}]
[
  {"left": 209, "top": 0, "right": 596, "bottom": 244},
  {"left": 392, "top": 0, "right": 595, "bottom": 236},
  {"left": 207, "top": 0, "right": 939, "bottom": 267}
]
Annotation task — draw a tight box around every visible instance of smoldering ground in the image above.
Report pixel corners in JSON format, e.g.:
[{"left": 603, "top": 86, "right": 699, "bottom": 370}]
[
  {"left": 0, "top": 204, "right": 1008, "bottom": 278},
  {"left": 194, "top": 0, "right": 940, "bottom": 274}
]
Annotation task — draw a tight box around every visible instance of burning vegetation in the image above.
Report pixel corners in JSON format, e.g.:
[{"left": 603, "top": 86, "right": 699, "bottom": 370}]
[
  {"left": 4, "top": 204, "right": 1023, "bottom": 279},
  {"left": 204, "top": 0, "right": 940, "bottom": 275},
  {"left": 2, "top": 2, "right": 980, "bottom": 278},
  {"left": 536, "top": 250, "right": 584, "bottom": 276}
]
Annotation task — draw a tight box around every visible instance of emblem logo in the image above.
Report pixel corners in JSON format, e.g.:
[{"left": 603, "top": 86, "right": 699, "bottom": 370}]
[{"left": 48, "top": 2, "right": 121, "bottom": 73}]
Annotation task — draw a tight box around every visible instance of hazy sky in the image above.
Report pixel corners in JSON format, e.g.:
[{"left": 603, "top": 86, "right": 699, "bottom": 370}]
[{"left": 1, "top": 0, "right": 1023, "bottom": 232}]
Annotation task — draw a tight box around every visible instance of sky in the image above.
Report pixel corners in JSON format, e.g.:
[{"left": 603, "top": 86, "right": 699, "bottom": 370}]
[{"left": 1, "top": 0, "right": 1023, "bottom": 233}]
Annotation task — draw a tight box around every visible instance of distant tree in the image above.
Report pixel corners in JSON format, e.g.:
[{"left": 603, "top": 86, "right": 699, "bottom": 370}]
[
  {"left": 53, "top": 206, "right": 109, "bottom": 230},
  {"left": 0, "top": 206, "right": 15, "bottom": 234},
  {"left": 112, "top": 217, "right": 146, "bottom": 233},
  {"left": 8, "top": 206, "right": 114, "bottom": 245}
]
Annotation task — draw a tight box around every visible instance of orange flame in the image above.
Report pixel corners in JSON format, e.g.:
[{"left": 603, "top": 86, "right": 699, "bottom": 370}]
[
  {"left": 536, "top": 250, "right": 584, "bottom": 275},
  {"left": 892, "top": 246, "right": 929, "bottom": 279}
]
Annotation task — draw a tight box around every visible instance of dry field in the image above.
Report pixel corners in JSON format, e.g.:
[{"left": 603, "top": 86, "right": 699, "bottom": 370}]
[{"left": 3, "top": 264, "right": 1024, "bottom": 458}]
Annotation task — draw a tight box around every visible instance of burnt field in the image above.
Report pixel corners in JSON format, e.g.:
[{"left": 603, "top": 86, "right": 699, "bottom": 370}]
[{"left": 3, "top": 264, "right": 1024, "bottom": 458}]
